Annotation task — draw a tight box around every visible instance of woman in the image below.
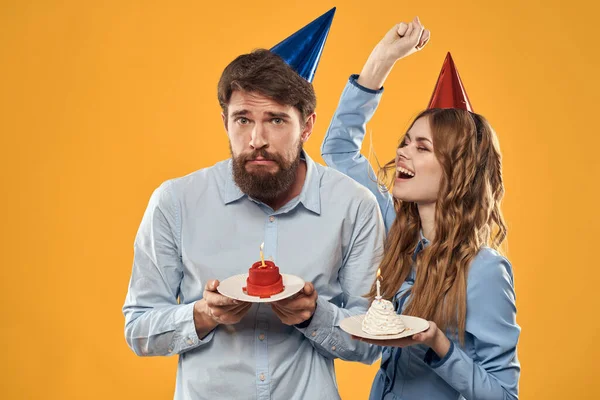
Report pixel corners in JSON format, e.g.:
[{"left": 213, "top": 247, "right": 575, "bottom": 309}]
[{"left": 322, "top": 17, "right": 520, "bottom": 400}]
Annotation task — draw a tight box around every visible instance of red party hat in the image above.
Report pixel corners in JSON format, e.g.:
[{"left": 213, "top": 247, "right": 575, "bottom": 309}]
[{"left": 427, "top": 52, "right": 473, "bottom": 112}]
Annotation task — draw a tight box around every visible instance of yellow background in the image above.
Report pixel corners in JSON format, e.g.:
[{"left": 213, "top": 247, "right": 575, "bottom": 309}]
[{"left": 1, "top": 0, "right": 599, "bottom": 398}]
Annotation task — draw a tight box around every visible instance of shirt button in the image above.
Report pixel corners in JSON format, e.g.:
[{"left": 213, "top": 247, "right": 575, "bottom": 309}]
[
  {"left": 168, "top": 348, "right": 173, "bottom": 353},
  {"left": 259, "top": 373, "right": 265, "bottom": 381},
  {"left": 269, "top": 216, "right": 275, "bottom": 222},
  {"left": 186, "top": 338, "right": 193, "bottom": 345},
  {"left": 311, "top": 331, "right": 317, "bottom": 337},
  {"left": 258, "top": 334, "right": 265, "bottom": 341},
  {"left": 331, "top": 346, "right": 336, "bottom": 351}
]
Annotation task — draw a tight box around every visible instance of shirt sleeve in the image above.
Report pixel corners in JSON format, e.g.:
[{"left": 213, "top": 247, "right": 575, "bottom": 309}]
[
  {"left": 321, "top": 74, "right": 396, "bottom": 232},
  {"left": 122, "top": 181, "right": 215, "bottom": 357},
  {"left": 424, "top": 250, "right": 521, "bottom": 399},
  {"left": 295, "top": 194, "right": 385, "bottom": 365}
]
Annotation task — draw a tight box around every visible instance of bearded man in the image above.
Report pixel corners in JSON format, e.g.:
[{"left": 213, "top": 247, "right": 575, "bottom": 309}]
[{"left": 123, "top": 9, "right": 384, "bottom": 399}]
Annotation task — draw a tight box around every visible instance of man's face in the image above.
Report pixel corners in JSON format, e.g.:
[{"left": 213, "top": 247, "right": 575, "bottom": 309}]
[{"left": 223, "top": 90, "right": 314, "bottom": 201}]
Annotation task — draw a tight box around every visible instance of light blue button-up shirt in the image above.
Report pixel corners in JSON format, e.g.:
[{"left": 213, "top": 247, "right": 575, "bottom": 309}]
[
  {"left": 123, "top": 151, "right": 385, "bottom": 400},
  {"left": 321, "top": 75, "right": 521, "bottom": 400}
]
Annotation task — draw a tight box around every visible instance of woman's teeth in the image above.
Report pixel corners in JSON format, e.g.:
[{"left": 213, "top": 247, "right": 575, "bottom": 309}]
[{"left": 397, "top": 167, "right": 415, "bottom": 178}]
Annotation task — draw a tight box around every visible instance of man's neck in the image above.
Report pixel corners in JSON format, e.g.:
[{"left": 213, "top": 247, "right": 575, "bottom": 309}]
[{"left": 264, "top": 160, "right": 307, "bottom": 211}]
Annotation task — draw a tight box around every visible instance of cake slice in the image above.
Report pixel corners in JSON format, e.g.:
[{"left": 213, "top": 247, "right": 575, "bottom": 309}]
[
  {"left": 243, "top": 260, "right": 284, "bottom": 298},
  {"left": 362, "top": 298, "right": 406, "bottom": 335}
]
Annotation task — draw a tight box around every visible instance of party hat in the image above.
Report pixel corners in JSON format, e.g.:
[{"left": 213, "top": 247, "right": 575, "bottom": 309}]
[
  {"left": 427, "top": 52, "right": 473, "bottom": 112},
  {"left": 270, "top": 7, "right": 336, "bottom": 83}
]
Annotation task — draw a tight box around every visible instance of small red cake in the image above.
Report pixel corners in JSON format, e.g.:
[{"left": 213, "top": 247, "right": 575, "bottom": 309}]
[{"left": 243, "top": 260, "right": 284, "bottom": 298}]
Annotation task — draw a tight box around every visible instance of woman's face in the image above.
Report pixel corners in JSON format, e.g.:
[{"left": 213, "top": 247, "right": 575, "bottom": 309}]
[{"left": 392, "top": 116, "right": 443, "bottom": 204}]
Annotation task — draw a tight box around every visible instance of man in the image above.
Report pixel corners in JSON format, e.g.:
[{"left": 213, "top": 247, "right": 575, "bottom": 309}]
[{"left": 123, "top": 8, "right": 384, "bottom": 399}]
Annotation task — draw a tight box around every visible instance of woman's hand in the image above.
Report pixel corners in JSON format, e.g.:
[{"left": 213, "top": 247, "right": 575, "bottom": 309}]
[
  {"left": 376, "top": 16, "right": 430, "bottom": 63},
  {"left": 357, "top": 16, "right": 430, "bottom": 90}
]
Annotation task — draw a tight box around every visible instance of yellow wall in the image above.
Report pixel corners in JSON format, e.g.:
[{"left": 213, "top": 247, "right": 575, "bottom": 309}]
[{"left": 1, "top": 0, "right": 598, "bottom": 398}]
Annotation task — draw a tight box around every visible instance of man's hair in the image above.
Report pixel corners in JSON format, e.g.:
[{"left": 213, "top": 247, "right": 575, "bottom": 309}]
[{"left": 217, "top": 49, "right": 316, "bottom": 122}]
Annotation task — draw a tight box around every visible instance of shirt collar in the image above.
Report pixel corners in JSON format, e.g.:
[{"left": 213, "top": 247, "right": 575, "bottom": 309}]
[
  {"left": 419, "top": 230, "right": 431, "bottom": 247},
  {"left": 296, "top": 151, "right": 321, "bottom": 215},
  {"left": 412, "top": 230, "right": 431, "bottom": 260},
  {"left": 222, "top": 150, "right": 321, "bottom": 215}
]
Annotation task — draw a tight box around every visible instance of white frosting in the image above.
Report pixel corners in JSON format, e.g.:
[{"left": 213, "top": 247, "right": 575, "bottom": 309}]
[{"left": 362, "top": 298, "right": 406, "bottom": 335}]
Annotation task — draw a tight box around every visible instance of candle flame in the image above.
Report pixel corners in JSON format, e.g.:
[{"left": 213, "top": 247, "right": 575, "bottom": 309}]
[
  {"left": 259, "top": 242, "right": 265, "bottom": 267},
  {"left": 377, "top": 268, "right": 381, "bottom": 279}
]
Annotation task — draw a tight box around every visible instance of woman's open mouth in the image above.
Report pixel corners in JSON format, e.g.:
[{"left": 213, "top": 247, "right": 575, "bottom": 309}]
[{"left": 396, "top": 166, "right": 415, "bottom": 179}]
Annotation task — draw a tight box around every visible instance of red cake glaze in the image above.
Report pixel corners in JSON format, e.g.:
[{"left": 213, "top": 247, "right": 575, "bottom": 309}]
[{"left": 244, "top": 260, "right": 284, "bottom": 298}]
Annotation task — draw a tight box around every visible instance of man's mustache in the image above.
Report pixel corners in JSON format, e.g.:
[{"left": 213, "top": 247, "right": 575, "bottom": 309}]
[{"left": 239, "top": 149, "right": 281, "bottom": 164}]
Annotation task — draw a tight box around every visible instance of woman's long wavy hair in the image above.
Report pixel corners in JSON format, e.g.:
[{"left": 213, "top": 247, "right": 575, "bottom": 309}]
[{"left": 367, "top": 108, "right": 507, "bottom": 343}]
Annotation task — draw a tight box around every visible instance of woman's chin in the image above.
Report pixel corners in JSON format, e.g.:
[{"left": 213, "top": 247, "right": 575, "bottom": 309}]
[{"left": 391, "top": 189, "right": 412, "bottom": 202}]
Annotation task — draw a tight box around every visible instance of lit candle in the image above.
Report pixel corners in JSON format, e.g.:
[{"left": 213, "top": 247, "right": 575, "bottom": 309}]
[
  {"left": 260, "top": 242, "right": 266, "bottom": 267},
  {"left": 376, "top": 268, "right": 382, "bottom": 299}
]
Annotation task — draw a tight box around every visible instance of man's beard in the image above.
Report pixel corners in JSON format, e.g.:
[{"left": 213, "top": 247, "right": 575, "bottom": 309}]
[{"left": 231, "top": 142, "right": 303, "bottom": 202}]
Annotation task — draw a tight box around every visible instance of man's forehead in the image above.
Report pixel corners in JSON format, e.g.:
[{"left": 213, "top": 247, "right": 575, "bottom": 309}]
[
  {"left": 227, "top": 92, "right": 301, "bottom": 120},
  {"left": 228, "top": 91, "right": 291, "bottom": 111}
]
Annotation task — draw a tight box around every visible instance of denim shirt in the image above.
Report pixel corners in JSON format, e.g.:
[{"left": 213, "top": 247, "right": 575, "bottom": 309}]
[{"left": 123, "top": 151, "right": 385, "bottom": 399}]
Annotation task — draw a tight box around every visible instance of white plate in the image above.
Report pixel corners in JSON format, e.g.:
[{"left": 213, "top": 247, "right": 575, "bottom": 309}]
[
  {"left": 339, "top": 314, "right": 430, "bottom": 340},
  {"left": 217, "top": 273, "right": 305, "bottom": 303}
]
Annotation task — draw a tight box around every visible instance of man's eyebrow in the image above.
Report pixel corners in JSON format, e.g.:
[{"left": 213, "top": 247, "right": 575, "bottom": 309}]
[
  {"left": 265, "top": 112, "right": 291, "bottom": 119},
  {"left": 230, "top": 110, "right": 249, "bottom": 117}
]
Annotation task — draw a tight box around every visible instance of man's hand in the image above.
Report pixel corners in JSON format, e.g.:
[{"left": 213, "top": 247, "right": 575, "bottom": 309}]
[
  {"left": 270, "top": 282, "right": 318, "bottom": 326},
  {"left": 193, "top": 280, "right": 252, "bottom": 338}
]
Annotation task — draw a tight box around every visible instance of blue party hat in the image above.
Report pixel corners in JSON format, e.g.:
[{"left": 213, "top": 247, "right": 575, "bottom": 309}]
[{"left": 270, "top": 7, "right": 336, "bottom": 83}]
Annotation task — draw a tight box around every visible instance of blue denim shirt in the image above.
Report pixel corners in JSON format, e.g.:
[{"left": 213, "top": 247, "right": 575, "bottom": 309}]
[
  {"left": 123, "top": 151, "right": 385, "bottom": 399},
  {"left": 321, "top": 75, "right": 521, "bottom": 400}
]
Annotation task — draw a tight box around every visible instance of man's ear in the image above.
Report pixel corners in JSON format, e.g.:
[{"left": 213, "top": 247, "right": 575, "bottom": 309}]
[
  {"left": 301, "top": 112, "right": 317, "bottom": 143},
  {"left": 221, "top": 112, "right": 228, "bottom": 131}
]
